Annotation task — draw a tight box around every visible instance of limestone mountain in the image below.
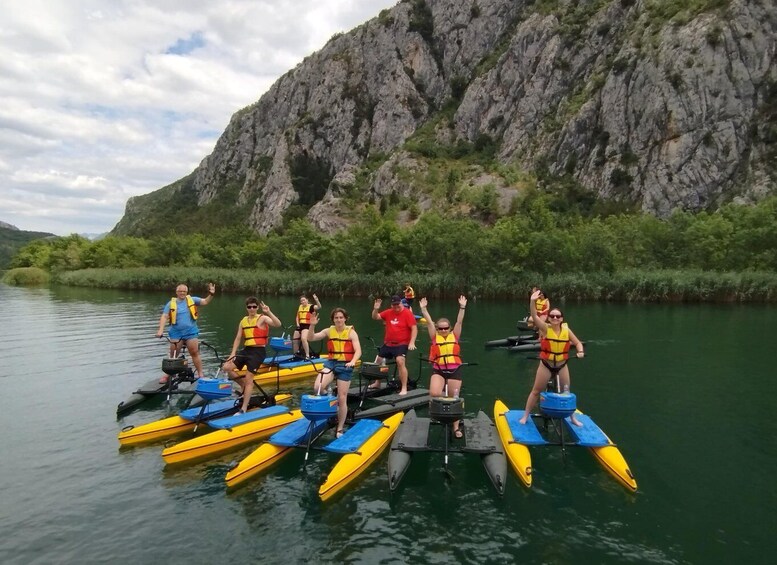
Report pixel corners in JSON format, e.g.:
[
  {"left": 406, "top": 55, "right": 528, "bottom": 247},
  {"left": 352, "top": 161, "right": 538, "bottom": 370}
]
[{"left": 112, "top": 0, "right": 777, "bottom": 237}]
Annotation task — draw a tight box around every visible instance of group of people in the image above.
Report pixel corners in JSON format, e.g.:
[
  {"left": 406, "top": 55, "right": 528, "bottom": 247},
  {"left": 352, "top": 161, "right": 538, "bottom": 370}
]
[{"left": 155, "top": 282, "right": 585, "bottom": 436}]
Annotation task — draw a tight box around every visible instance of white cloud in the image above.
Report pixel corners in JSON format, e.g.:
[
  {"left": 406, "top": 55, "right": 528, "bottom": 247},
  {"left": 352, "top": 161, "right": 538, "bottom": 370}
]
[{"left": 0, "top": 0, "right": 397, "bottom": 235}]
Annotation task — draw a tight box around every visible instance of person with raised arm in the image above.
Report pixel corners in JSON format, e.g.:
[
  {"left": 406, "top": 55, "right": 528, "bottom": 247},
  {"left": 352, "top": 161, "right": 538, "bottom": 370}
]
[
  {"left": 307, "top": 308, "right": 362, "bottom": 438},
  {"left": 293, "top": 294, "right": 322, "bottom": 359},
  {"left": 156, "top": 282, "right": 215, "bottom": 382},
  {"left": 419, "top": 295, "right": 467, "bottom": 438},
  {"left": 222, "top": 297, "right": 282, "bottom": 414},
  {"left": 370, "top": 295, "right": 417, "bottom": 395},
  {"left": 519, "top": 289, "right": 585, "bottom": 426}
]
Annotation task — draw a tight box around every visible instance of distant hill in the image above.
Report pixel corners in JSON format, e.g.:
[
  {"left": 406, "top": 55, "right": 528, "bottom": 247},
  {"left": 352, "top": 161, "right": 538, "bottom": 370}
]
[{"left": 0, "top": 225, "right": 55, "bottom": 270}]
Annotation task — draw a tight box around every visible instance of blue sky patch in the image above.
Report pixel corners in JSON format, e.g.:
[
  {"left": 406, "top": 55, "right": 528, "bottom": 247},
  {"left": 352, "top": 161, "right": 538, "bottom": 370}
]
[{"left": 165, "top": 31, "right": 205, "bottom": 55}]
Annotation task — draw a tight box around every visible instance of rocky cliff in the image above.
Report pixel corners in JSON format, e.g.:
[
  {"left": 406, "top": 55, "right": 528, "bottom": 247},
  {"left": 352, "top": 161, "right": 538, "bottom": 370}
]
[{"left": 113, "top": 0, "right": 777, "bottom": 236}]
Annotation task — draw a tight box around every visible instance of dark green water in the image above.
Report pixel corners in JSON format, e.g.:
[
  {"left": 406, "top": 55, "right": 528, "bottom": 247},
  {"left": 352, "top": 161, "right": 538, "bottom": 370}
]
[{"left": 0, "top": 284, "right": 774, "bottom": 564}]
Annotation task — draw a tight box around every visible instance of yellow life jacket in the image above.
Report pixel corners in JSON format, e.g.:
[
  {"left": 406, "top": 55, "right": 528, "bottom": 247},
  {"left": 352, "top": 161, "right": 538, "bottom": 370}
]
[
  {"left": 429, "top": 332, "right": 462, "bottom": 370},
  {"left": 535, "top": 298, "right": 549, "bottom": 316},
  {"left": 540, "top": 323, "right": 570, "bottom": 364},
  {"left": 241, "top": 316, "right": 268, "bottom": 347},
  {"left": 404, "top": 286, "right": 415, "bottom": 299},
  {"left": 327, "top": 325, "right": 355, "bottom": 362},
  {"left": 170, "top": 296, "right": 197, "bottom": 325},
  {"left": 297, "top": 304, "right": 313, "bottom": 324}
]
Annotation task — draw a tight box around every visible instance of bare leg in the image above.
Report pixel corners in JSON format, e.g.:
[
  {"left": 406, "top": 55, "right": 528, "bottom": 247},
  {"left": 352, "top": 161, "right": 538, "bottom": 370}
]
[
  {"left": 187, "top": 338, "right": 204, "bottom": 378},
  {"left": 448, "top": 378, "right": 463, "bottom": 436},
  {"left": 396, "top": 355, "right": 408, "bottom": 395},
  {"left": 292, "top": 329, "right": 301, "bottom": 357},
  {"left": 336, "top": 378, "right": 350, "bottom": 435},
  {"left": 369, "top": 355, "right": 385, "bottom": 389},
  {"left": 300, "top": 328, "right": 311, "bottom": 358},
  {"left": 313, "top": 369, "right": 335, "bottom": 395},
  {"left": 519, "top": 363, "right": 551, "bottom": 424},
  {"left": 558, "top": 365, "right": 582, "bottom": 426},
  {"left": 240, "top": 372, "right": 254, "bottom": 413}
]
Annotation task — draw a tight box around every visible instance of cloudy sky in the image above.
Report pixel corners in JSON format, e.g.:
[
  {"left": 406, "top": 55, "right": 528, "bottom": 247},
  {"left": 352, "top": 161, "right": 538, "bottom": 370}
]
[{"left": 0, "top": 0, "right": 397, "bottom": 236}]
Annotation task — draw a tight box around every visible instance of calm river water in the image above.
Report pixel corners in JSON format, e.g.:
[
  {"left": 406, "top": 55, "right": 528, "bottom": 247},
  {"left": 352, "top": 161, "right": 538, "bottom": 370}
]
[{"left": 0, "top": 284, "right": 774, "bottom": 564}]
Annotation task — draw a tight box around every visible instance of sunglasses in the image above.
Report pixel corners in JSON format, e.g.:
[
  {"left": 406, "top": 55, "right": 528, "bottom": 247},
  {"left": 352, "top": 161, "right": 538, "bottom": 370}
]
[
  {"left": 436, "top": 326, "right": 450, "bottom": 331},
  {"left": 247, "top": 305, "right": 259, "bottom": 309},
  {"left": 548, "top": 314, "right": 563, "bottom": 319}
]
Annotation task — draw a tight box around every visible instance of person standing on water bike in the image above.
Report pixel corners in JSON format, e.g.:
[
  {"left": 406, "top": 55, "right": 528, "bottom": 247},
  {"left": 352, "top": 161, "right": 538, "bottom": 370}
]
[
  {"left": 222, "top": 298, "right": 282, "bottom": 414},
  {"left": 519, "top": 289, "right": 585, "bottom": 426},
  {"left": 307, "top": 308, "right": 362, "bottom": 438},
  {"left": 370, "top": 295, "right": 417, "bottom": 395},
  {"left": 293, "top": 294, "right": 322, "bottom": 359},
  {"left": 419, "top": 295, "right": 467, "bottom": 438},
  {"left": 156, "top": 282, "right": 215, "bottom": 382}
]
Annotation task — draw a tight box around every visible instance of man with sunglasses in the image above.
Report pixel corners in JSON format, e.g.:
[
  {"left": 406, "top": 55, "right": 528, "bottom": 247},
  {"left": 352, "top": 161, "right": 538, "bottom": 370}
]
[
  {"left": 156, "top": 282, "right": 216, "bottom": 382},
  {"left": 222, "top": 297, "right": 282, "bottom": 414},
  {"left": 518, "top": 289, "right": 585, "bottom": 426},
  {"left": 419, "top": 295, "right": 468, "bottom": 438},
  {"left": 371, "top": 295, "right": 417, "bottom": 395}
]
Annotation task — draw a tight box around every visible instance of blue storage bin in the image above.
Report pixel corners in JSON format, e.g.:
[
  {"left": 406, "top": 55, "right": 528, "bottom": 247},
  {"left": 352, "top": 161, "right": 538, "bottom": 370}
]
[
  {"left": 540, "top": 391, "right": 577, "bottom": 418},
  {"left": 301, "top": 393, "right": 337, "bottom": 420},
  {"left": 195, "top": 378, "right": 233, "bottom": 401}
]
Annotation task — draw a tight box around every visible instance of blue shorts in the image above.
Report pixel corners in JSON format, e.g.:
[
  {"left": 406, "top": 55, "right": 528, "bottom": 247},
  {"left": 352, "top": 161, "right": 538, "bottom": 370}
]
[
  {"left": 323, "top": 359, "right": 354, "bottom": 382},
  {"left": 169, "top": 326, "right": 199, "bottom": 341}
]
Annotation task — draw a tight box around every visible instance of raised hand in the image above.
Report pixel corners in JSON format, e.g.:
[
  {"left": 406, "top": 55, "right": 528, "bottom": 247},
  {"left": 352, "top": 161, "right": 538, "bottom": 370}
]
[
  {"left": 419, "top": 297, "right": 428, "bottom": 309},
  {"left": 260, "top": 301, "right": 270, "bottom": 314},
  {"left": 530, "top": 289, "right": 541, "bottom": 301},
  {"left": 458, "top": 295, "right": 467, "bottom": 309},
  {"left": 373, "top": 298, "right": 382, "bottom": 310}
]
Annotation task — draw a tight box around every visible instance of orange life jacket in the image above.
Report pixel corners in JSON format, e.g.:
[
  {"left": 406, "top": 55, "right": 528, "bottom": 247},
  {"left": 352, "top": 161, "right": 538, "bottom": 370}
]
[
  {"left": 429, "top": 332, "right": 462, "bottom": 370},
  {"left": 327, "top": 325, "right": 355, "bottom": 362},
  {"left": 540, "top": 324, "right": 570, "bottom": 364},
  {"left": 241, "top": 316, "right": 269, "bottom": 347},
  {"left": 297, "top": 304, "right": 313, "bottom": 324}
]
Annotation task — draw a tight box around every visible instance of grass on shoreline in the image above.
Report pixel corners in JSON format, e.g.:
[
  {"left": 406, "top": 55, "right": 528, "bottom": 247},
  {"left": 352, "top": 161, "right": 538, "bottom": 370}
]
[{"left": 27, "top": 267, "right": 777, "bottom": 302}]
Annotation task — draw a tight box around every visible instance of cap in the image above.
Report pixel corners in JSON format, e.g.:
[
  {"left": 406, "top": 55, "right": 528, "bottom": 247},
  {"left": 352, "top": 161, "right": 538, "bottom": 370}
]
[{"left": 391, "top": 295, "right": 402, "bottom": 304}]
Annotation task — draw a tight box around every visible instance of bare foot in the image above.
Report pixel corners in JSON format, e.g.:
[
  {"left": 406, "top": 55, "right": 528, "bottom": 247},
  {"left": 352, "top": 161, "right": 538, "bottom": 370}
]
[
  {"left": 398, "top": 389, "right": 408, "bottom": 396},
  {"left": 571, "top": 416, "right": 584, "bottom": 427},
  {"left": 367, "top": 380, "right": 381, "bottom": 390},
  {"left": 518, "top": 416, "right": 528, "bottom": 425}
]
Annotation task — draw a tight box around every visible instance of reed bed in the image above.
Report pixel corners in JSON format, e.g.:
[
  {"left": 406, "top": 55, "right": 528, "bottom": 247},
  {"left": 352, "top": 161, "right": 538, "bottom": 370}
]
[{"left": 51, "top": 268, "right": 777, "bottom": 302}]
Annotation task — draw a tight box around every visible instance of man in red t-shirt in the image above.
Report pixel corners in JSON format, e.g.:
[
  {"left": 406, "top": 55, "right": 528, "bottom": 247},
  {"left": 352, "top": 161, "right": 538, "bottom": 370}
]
[{"left": 371, "top": 295, "right": 417, "bottom": 395}]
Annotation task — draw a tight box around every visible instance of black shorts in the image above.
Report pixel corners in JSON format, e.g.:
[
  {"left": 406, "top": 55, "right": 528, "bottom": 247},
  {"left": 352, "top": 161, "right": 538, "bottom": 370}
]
[
  {"left": 434, "top": 366, "right": 463, "bottom": 381},
  {"left": 234, "top": 346, "right": 267, "bottom": 373},
  {"left": 379, "top": 344, "right": 408, "bottom": 359},
  {"left": 295, "top": 324, "right": 311, "bottom": 332}
]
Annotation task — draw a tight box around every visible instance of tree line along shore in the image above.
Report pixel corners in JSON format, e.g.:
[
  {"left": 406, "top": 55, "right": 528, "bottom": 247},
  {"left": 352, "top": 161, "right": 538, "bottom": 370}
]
[{"left": 4, "top": 196, "right": 777, "bottom": 301}]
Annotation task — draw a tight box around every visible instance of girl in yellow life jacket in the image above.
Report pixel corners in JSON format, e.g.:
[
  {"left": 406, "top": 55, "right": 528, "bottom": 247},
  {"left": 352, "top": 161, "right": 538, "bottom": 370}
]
[
  {"left": 419, "top": 295, "right": 467, "bottom": 439},
  {"left": 307, "top": 308, "right": 362, "bottom": 438},
  {"left": 293, "top": 294, "right": 322, "bottom": 359},
  {"left": 519, "top": 290, "right": 585, "bottom": 427}
]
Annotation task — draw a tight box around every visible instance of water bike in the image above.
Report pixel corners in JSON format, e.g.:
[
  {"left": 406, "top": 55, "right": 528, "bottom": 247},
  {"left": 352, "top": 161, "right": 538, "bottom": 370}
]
[
  {"left": 224, "top": 391, "right": 404, "bottom": 501},
  {"left": 387, "top": 364, "right": 508, "bottom": 495},
  {"left": 344, "top": 338, "right": 432, "bottom": 420},
  {"left": 494, "top": 363, "right": 637, "bottom": 492},
  {"left": 484, "top": 333, "right": 538, "bottom": 348},
  {"left": 116, "top": 337, "right": 201, "bottom": 416},
  {"left": 119, "top": 344, "right": 295, "bottom": 446},
  {"left": 158, "top": 358, "right": 420, "bottom": 466}
]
